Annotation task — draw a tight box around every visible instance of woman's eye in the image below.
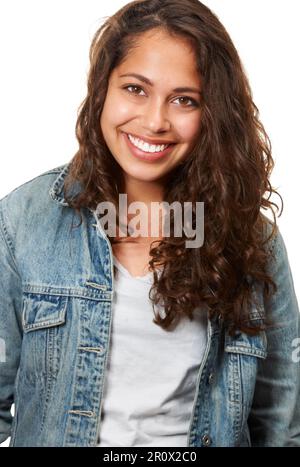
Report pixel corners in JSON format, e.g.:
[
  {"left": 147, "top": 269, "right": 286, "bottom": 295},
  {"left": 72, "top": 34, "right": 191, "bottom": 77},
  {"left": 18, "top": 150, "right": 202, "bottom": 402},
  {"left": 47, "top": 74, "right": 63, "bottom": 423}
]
[
  {"left": 173, "top": 96, "right": 198, "bottom": 107},
  {"left": 124, "top": 85, "right": 145, "bottom": 96}
]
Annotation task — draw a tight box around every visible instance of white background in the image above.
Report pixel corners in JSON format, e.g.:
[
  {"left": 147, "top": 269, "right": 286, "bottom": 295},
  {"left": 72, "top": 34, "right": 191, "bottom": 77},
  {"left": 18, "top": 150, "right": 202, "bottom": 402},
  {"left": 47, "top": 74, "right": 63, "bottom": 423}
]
[{"left": 0, "top": 0, "right": 299, "bottom": 447}]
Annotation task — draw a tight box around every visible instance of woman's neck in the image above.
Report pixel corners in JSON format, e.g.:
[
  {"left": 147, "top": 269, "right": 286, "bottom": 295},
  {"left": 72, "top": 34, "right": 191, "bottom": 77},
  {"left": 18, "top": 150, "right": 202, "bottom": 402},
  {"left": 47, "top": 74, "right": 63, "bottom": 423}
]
[
  {"left": 117, "top": 176, "right": 166, "bottom": 241},
  {"left": 124, "top": 176, "right": 164, "bottom": 206}
]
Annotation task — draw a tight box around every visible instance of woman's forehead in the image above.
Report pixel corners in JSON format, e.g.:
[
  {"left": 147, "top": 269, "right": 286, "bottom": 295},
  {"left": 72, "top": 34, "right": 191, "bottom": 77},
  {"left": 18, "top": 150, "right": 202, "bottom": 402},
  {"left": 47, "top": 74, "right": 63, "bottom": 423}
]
[{"left": 113, "top": 30, "right": 201, "bottom": 86}]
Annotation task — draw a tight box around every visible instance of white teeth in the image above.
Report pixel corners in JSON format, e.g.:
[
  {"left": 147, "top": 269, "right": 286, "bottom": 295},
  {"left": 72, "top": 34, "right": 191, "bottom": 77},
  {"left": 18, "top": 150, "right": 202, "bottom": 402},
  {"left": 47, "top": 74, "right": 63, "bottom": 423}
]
[{"left": 128, "top": 134, "right": 169, "bottom": 153}]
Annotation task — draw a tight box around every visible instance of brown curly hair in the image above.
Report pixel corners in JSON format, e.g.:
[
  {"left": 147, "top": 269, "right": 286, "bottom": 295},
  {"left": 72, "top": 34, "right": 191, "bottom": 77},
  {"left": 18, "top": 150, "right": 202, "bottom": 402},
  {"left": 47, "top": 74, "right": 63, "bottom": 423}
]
[{"left": 63, "top": 0, "right": 282, "bottom": 336}]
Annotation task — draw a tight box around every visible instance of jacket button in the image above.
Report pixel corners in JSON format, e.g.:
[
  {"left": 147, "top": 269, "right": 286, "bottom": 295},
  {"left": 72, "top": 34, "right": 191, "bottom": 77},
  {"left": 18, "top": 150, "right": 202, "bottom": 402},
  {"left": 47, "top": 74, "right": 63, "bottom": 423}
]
[
  {"left": 202, "top": 434, "right": 212, "bottom": 446},
  {"left": 208, "top": 372, "right": 214, "bottom": 384}
]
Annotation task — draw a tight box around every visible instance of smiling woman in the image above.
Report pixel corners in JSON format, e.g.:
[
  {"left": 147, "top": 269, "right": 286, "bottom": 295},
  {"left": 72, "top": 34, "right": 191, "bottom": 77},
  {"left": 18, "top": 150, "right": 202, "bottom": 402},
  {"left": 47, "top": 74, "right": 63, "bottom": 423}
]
[
  {"left": 0, "top": 0, "right": 299, "bottom": 449},
  {"left": 100, "top": 29, "right": 202, "bottom": 172}
]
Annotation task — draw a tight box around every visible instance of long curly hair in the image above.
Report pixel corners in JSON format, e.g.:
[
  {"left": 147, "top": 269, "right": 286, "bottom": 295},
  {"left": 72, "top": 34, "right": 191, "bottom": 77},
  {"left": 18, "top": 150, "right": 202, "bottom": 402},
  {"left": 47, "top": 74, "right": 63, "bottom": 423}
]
[{"left": 63, "top": 0, "right": 282, "bottom": 336}]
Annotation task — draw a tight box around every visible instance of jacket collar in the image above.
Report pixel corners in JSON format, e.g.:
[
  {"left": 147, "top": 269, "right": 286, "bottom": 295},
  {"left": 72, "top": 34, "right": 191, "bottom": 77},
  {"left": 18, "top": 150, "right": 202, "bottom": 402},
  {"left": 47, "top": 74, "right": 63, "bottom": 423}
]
[{"left": 49, "top": 162, "right": 83, "bottom": 207}]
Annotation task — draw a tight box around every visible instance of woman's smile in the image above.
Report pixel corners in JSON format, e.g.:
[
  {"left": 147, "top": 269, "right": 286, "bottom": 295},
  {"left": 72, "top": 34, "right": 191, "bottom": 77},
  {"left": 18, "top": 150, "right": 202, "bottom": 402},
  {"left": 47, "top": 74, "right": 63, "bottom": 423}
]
[{"left": 122, "top": 131, "right": 176, "bottom": 162}]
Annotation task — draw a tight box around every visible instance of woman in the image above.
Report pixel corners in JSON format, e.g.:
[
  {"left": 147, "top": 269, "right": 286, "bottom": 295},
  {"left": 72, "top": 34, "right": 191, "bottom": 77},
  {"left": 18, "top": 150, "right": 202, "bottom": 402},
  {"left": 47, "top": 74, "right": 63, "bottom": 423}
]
[{"left": 0, "top": 0, "right": 299, "bottom": 447}]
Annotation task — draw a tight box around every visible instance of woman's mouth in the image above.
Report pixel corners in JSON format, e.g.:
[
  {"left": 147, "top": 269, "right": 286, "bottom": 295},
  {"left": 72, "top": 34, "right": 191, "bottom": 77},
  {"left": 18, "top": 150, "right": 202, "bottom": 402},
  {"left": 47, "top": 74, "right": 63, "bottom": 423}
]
[{"left": 123, "top": 132, "right": 176, "bottom": 162}]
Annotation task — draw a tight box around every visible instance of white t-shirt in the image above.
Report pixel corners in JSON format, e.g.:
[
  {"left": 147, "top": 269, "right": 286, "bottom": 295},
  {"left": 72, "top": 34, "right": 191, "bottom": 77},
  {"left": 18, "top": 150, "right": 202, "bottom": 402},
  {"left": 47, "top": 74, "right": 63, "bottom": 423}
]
[{"left": 97, "top": 255, "right": 208, "bottom": 447}]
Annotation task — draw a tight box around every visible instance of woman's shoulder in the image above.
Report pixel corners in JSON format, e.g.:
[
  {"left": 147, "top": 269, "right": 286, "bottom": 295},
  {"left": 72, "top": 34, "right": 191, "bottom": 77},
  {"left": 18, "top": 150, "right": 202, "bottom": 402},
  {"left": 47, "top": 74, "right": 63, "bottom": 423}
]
[
  {"left": 0, "top": 163, "right": 69, "bottom": 205},
  {"left": 0, "top": 162, "right": 70, "bottom": 239},
  {"left": 261, "top": 215, "right": 298, "bottom": 310},
  {"left": 260, "top": 214, "right": 287, "bottom": 265}
]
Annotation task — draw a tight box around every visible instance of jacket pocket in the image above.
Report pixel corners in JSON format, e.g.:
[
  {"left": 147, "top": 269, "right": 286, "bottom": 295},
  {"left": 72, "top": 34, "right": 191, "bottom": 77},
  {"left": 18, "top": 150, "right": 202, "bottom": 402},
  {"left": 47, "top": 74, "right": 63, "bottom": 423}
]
[
  {"left": 20, "top": 292, "right": 68, "bottom": 383},
  {"left": 224, "top": 329, "right": 267, "bottom": 360},
  {"left": 22, "top": 293, "right": 67, "bottom": 332}
]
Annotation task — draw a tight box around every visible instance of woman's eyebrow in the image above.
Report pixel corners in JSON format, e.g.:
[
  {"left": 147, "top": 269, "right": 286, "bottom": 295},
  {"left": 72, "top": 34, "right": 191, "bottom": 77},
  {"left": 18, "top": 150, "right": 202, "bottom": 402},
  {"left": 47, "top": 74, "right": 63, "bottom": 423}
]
[{"left": 119, "top": 72, "right": 201, "bottom": 95}]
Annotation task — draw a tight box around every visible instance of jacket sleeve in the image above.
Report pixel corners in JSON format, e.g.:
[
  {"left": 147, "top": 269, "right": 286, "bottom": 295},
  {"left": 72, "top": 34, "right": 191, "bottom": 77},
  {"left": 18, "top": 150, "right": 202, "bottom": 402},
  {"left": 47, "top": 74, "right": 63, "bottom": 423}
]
[
  {"left": 248, "top": 226, "right": 300, "bottom": 446},
  {"left": 0, "top": 198, "right": 23, "bottom": 445}
]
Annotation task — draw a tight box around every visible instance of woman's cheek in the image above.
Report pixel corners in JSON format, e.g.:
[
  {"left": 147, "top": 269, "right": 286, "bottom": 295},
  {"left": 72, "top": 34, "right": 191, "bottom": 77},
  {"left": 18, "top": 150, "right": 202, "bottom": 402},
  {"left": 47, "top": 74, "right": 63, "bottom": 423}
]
[
  {"left": 118, "top": 103, "right": 136, "bottom": 120},
  {"left": 176, "top": 113, "right": 201, "bottom": 142},
  {"left": 101, "top": 93, "right": 133, "bottom": 129}
]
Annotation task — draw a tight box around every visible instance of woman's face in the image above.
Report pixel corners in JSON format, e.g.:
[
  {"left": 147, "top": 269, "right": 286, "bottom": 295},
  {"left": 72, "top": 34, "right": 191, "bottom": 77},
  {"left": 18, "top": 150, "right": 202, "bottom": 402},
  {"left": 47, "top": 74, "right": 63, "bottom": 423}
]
[{"left": 100, "top": 28, "right": 202, "bottom": 185}]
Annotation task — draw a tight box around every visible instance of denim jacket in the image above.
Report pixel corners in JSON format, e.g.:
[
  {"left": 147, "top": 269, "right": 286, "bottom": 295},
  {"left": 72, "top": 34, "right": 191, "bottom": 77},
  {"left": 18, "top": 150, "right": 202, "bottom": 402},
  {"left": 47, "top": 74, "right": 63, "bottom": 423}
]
[{"left": 0, "top": 163, "right": 299, "bottom": 447}]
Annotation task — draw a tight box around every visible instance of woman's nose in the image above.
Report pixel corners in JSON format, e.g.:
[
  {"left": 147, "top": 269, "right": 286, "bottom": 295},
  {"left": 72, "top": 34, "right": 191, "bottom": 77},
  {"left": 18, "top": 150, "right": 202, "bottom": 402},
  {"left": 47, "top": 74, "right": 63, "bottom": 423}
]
[{"left": 141, "top": 100, "right": 171, "bottom": 134}]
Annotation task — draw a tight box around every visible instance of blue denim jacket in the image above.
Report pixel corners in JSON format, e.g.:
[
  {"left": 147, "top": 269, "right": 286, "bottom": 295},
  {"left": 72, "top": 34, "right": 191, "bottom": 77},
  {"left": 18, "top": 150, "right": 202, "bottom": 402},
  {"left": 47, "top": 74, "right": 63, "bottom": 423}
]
[{"left": 0, "top": 163, "right": 299, "bottom": 447}]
